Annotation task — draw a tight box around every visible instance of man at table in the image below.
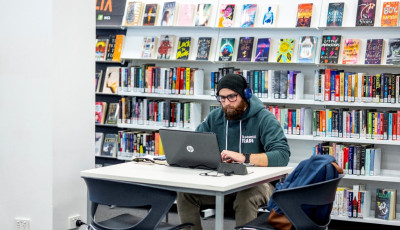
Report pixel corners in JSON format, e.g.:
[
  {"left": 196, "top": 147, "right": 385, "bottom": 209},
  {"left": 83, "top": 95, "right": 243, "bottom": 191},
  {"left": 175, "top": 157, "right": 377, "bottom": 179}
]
[{"left": 177, "top": 74, "right": 291, "bottom": 229}]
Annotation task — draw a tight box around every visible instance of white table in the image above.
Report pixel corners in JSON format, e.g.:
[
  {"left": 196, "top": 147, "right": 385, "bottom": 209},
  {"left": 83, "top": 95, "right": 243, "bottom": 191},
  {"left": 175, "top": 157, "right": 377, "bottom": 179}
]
[{"left": 81, "top": 162, "right": 293, "bottom": 230}]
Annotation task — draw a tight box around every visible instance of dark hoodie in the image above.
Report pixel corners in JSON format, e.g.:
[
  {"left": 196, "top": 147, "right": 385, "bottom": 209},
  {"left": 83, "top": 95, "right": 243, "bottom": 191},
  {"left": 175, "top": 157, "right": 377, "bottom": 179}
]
[{"left": 196, "top": 95, "right": 290, "bottom": 166}]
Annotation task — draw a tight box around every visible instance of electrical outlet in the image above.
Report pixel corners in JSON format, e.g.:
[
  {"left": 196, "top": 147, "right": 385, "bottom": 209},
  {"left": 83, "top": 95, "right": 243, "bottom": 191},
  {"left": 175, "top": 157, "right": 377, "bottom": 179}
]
[
  {"left": 15, "top": 218, "right": 31, "bottom": 230},
  {"left": 68, "top": 215, "right": 81, "bottom": 229}
]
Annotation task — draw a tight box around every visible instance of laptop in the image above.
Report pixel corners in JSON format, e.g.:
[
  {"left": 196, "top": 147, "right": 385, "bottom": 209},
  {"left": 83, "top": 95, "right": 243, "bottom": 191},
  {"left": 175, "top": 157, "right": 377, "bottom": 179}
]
[{"left": 159, "top": 129, "right": 222, "bottom": 170}]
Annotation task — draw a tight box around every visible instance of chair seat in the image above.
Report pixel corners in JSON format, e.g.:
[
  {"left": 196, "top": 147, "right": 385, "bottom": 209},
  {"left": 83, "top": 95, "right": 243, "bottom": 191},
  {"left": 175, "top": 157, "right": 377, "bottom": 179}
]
[{"left": 236, "top": 212, "right": 279, "bottom": 230}]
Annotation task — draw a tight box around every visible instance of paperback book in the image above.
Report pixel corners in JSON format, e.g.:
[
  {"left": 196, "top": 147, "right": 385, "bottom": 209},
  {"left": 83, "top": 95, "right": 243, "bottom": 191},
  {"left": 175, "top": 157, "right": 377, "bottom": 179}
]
[
  {"left": 176, "top": 4, "right": 195, "bottom": 26},
  {"left": 95, "top": 132, "right": 104, "bottom": 156},
  {"left": 195, "top": 4, "right": 212, "bottom": 26},
  {"left": 365, "top": 39, "right": 384, "bottom": 64},
  {"left": 355, "top": 0, "right": 377, "bottom": 26},
  {"left": 157, "top": 35, "right": 175, "bottom": 60},
  {"left": 259, "top": 5, "right": 278, "bottom": 27},
  {"left": 102, "top": 134, "right": 118, "bottom": 158},
  {"left": 218, "top": 4, "right": 235, "bottom": 27},
  {"left": 106, "top": 103, "right": 120, "bottom": 125},
  {"left": 95, "top": 38, "right": 108, "bottom": 61},
  {"left": 176, "top": 37, "right": 191, "bottom": 60},
  {"left": 122, "top": 1, "right": 143, "bottom": 26},
  {"left": 102, "top": 67, "right": 120, "bottom": 94},
  {"left": 240, "top": 4, "right": 257, "bottom": 28},
  {"left": 319, "top": 35, "right": 342, "bottom": 64},
  {"left": 326, "top": 2, "right": 344, "bottom": 27},
  {"left": 254, "top": 38, "right": 271, "bottom": 62},
  {"left": 375, "top": 188, "right": 397, "bottom": 220},
  {"left": 342, "top": 39, "right": 361, "bottom": 64},
  {"left": 196, "top": 37, "right": 212, "bottom": 61},
  {"left": 219, "top": 38, "right": 235, "bottom": 61},
  {"left": 95, "top": 102, "right": 108, "bottom": 124},
  {"left": 296, "top": 3, "right": 313, "bottom": 27},
  {"left": 297, "top": 36, "right": 317, "bottom": 63},
  {"left": 276, "top": 39, "right": 294, "bottom": 63},
  {"left": 160, "top": 1, "right": 176, "bottom": 26},
  {"left": 381, "top": 1, "right": 399, "bottom": 27},
  {"left": 236, "top": 37, "right": 254, "bottom": 61},
  {"left": 386, "top": 38, "right": 400, "bottom": 64},
  {"left": 141, "top": 36, "right": 157, "bottom": 58},
  {"left": 142, "top": 3, "right": 159, "bottom": 26}
]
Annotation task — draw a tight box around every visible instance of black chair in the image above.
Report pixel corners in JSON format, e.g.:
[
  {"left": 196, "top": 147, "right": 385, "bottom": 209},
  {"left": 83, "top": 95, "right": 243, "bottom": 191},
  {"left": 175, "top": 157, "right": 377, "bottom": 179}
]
[
  {"left": 83, "top": 177, "right": 193, "bottom": 230},
  {"left": 236, "top": 175, "right": 344, "bottom": 230}
]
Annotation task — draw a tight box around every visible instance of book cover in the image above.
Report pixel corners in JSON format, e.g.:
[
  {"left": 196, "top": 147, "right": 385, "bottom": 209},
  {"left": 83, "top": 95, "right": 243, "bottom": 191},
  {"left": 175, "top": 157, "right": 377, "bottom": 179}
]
[
  {"left": 106, "top": 103, "right": 120, "bottom": 125},
  {"left": 141, "top": 36, "right": 157, "bottom": 58},
  {"left": 355, "top": 0, "right": 377, "bottom": 26},
  {"left": 95, "top": 102, "right": 107, "bottom": 124},
  {"left": 381, "top": 1, "right": 399, "bottom": 27},
  {"left": 219, "top": 38, "right": 235, "bottom": 61},
  {"left": 105, "top": 35, "right": 116, "bottom": 61},
  {"left": 95, "top": 132, "right": 104, "bottom": 156},
  {"left": 176, "top": 37, "right": 191, "bottom": 60},
  {"left": 218, "top": 4, "right": 235, "bottom": 27},
  {"left": 276, "top": 39, "right": 294, "bottom": 63},
  {"left": 101, "top": 134, "right": 118, "bottom": 158},
  {"left": 95, "top": 69, "right": 103, "bottom": 93},
  {"left": 240, "top": 4, "right": 257, "bottom": 28},
  {"left": 122, "top": 1, "right": 143, "bottom": 26},
  {"left": 386, "top": 38, "right": 400, "bottom": 64},
  {"left": 236, "top": 37, "right": 254, "bottom": 62},
  {"left": 342, "top": 39, "right": 361, "bottom": 64},
  {"left": 95, "top": 38, "right": 108, "bottom": 61},
  {"left": 260, "top": 5, "right": 278, "bottom": 27},
  {"left": 195, "top": 4, "right": 212, "bottom": 26},
  {"left": 254, "top": 38, "right": 271, "bottom": 62},
  {"left": 365, "top": 39, "right": 384, "bottom": 64},
  {"left": 142, "top": 3, "right": 159, "bottom": 26},
  {"left": 160, "top": 1, "right": 176, "bottom": 26},
  {"left": 96, "top": 0, "right": 126, "bottom": 26},
  {"left": 375, "top": 188, "right": 391, "bottom": 219},
  {"left": 112, "top": 34, "right": 125, "bottom": 62},
  {"left": 157, "top": 35, "right": 175, "bottom": 60},
  {"left": 297, "top": 36, "right": 317, "bottom": 63},
  {"left": 196, "top": 37, "right": 212, "bottom": 61},
  {"left": 319, "top": 35, "right": 342, "bottom": 64},
  {"left": 102, "top": 67, "right": 120, "bottom": 94},
  {"left": 296, "top": 3, "right": 313, "bottom": 27},
  {"left": 326, "top": 2, "right": 344, "bottom": 27},
  {"left": 176, "top": 4, "right": 195, "bottom": 26}
]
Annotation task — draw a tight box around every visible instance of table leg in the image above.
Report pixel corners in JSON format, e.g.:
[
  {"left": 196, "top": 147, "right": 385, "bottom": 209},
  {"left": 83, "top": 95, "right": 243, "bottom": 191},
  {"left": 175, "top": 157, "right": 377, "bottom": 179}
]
[{"left": 215, "top": 192, "right": 224, "bottom": 230}]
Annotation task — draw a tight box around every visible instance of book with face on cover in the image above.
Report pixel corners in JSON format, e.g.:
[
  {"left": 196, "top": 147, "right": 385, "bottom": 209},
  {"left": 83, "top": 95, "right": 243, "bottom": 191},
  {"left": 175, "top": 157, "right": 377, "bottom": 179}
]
[
  {"left": 176, "top": 37, "right": 192, "bottom": 60},
  {"left": 326, "top": 2, "right": 344, "bottom": 27},
  {"left": 365, "top": 39, "right": 384, "bottom": 64},
  {"left": 218, "top": 4, "right": 235, "bottom": 27},
  {"left": 381, "top": 1, "right": 399, "bottom": 27},
  {"left": 355, "top": 0, "right": 377, "bottom": 26},
  {"left": 122, "top": 1, "right": 143, "bottom": 26},
  {"left": 240, "top": 4, "right": 257, "bottom": 28},
  {"left": 141, "top": 36, "right": 157, "bottom": 58},
  {"left": 342, "top": 39, "right": 361, "bottom": 64},
  {"left": 142, "top": 3, "right": 159, "bottom": 26},
  {"left": 254, "top": 38, "right": 271, "bottom": 62},
  {"left": 196, "top": 37, "right": 212, "bottom": 60},
  {"left": 296, "top": 3, "right": 313, "bottom": 27},
  {"left": 297, "top": 36, "right": 317, "bottom": 63},
  {"left": 195, "top": 4, "right": 212, "bottom": 26},
  {"left": 259, "top": 5, "right": 278, "bottom": 27},
  {"left": 319, "top": 35, "right": 342, "bottom": 64},
  {"left": 160, "top": 1, "right": 176, "bottom": 26},
  {"left": 386, "top": 38, "right": 400, "bottom": 64},
  {"left": 102, "top": 67, "right": 120, "bottom": 94},
  {"left": 101, "top": 134, "right": 118, "bottom": 158},
  {"left": 276, "top": 39, "right": 294, "bottom": 63},
  {"left": 219, "top": 38, "right": 235, "bottom": 61},
  {"left": 236, "top": 37, "right": 254, "bottom": 61},
  {"left": 176, "top": 4, "right": 195, "bottom": 26},
  {"left": 157, "top": 35, "right": 175, "bottom": 60}
]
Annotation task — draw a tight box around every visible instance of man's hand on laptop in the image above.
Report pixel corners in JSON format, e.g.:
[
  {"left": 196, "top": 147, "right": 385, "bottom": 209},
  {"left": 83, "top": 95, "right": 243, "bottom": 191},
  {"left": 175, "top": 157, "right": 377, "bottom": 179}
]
[{"left": 221, "top": 150, "right": 245, "bottom": 163}]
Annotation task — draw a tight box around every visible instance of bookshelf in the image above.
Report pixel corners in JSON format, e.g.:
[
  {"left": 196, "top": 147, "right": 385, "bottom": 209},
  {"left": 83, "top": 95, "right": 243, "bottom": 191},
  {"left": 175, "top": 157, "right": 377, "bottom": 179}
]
[{"left": 95, "top": 0, "right": 400, "bottom": 226}]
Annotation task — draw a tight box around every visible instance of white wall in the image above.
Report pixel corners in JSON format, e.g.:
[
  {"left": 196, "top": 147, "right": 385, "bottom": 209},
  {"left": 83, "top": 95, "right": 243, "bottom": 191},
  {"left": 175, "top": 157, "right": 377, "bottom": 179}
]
[{"left": 0, "top": 0, "right": 94, "bottom": 229}]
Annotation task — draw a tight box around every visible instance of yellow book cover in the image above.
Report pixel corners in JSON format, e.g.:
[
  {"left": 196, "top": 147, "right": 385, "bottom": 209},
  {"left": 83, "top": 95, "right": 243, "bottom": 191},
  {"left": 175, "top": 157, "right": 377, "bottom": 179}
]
[
  {"left": 340, "top": 72, "right": 345, "bottom": 102},
  {"left": 112, "top": 35, "right": 125, "bottom": 62},
  {"left": 185, "top": 67, "right": 191, "bottom": 95},
  {"left": 381, "top": 1, "right": 399, "bottom": 27}
]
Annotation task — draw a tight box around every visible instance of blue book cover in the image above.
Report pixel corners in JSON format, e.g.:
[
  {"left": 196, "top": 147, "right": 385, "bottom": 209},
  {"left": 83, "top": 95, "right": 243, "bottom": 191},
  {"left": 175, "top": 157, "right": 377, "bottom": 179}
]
[
  {"left": 326, "top": 2, "right": 344, "bottom": 27},
  {"left": 330, "top": 70, "right": 336, "bottom": 101},
  {"left": 348, "top": 145, "right": 354, "bottom": 174},
  {"left": 254, "top": 38, "right": 271, "bottom": 62}
]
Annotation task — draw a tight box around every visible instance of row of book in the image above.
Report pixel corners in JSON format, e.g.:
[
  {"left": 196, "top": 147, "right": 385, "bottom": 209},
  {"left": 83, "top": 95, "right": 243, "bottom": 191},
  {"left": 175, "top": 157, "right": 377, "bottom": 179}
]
[
  {"left": 265, "top": 106, "right": 312, "bottom": 135},
  {"left": 313, "top": 142, "right": 381, "bottom": 176},
  {"left": 314, "top": 70, "right": 400, "bottom": 103},
  {"left": 95, "top": 102, "right": 117, "bottom": 125},
  {"left": 95, "top": 34, "right": 125, "bottom": 62},
  {"left": 313, "top": 109, "right": 400, "bottom": 141},
  {"left": 332, "top": 186, "right": 397, "bottom": 220}
]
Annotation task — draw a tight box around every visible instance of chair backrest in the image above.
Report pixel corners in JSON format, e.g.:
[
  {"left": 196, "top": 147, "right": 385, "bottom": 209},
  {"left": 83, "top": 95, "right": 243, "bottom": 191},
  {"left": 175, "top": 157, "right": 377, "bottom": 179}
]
[
  {"left": 83, "top": 177, "right": 177, "bottom": 230},
  {"left": 272, "top": 174, "right": 344, "bottom": 230}
]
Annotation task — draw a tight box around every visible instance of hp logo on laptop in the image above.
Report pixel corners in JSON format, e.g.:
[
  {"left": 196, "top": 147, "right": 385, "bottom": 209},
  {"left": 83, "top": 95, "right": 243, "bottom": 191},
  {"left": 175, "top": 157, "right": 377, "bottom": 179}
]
[{"left": 186, "top": 145, "right": 194, "bottom": 153}]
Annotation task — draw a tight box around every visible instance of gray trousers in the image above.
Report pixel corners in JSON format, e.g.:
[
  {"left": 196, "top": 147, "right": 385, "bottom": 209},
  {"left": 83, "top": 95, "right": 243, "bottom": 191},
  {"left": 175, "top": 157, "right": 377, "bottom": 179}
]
[{"left": 177, "top": 183, "right": 274, "bottom": 230}]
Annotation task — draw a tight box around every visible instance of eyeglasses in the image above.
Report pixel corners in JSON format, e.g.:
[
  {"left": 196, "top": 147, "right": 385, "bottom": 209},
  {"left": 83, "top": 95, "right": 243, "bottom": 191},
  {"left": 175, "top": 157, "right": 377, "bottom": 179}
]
[{"left": 216, "top": 94, "right": 238, "bottom": 102}]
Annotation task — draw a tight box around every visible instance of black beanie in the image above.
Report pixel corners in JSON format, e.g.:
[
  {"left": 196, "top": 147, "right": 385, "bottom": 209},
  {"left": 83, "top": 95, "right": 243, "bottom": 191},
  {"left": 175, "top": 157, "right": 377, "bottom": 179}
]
[{"left": 217, "top": 74, "right": 247, "bottom": 100}]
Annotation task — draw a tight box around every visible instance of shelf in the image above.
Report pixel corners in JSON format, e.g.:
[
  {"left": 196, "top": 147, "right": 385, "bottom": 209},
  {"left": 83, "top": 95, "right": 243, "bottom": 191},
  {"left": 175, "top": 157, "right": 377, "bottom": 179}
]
[
  {"left": 312, "top": 137, "right": 400, "bottom": 145},
  {"left": 319, "top": 26, "right": 400, "bottom": 31},
  {"left": 285, "top": 134, "right": 314, "bottom": 141},
  {"left": 120, "top": 58, "right": 215, "bottom": 64},
  {"left": 218, "top": 26, "right": 319, "bottom": 31},
  {"left": 344, "top": 174, "right": 400, "bottom": 183},
  {"left": 118, "top": 92, "right": 215, "bottom": 101},
  {"left": 261, "top": 98, "right": 315, "bottom": 105},
  {"left": 318, "top": 63, "right": 400, "bottom": 68},
  {"left": 331, "top": 215, "right": 400, "bottom": 226},
  {"left": 314, "top": 101, "right": 400, "bottom": 108},
  {"left": 95, "top": 92, "right": 120, "bottom": 97},
  {"left": 118, "top": 123, "right": 193, "bottom": 131},
  {"left": 95, "top": 123, "right": 118, "bottom": 127},
  {"left": 96, "top": 60, "right": 123, "bottom": 64},
  {"left": 96, "top": 25, "right": 125, "bottom": 30}
]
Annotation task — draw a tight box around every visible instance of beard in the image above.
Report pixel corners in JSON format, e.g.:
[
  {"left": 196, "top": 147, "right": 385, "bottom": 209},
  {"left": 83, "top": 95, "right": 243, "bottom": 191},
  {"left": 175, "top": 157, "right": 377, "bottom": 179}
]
[{"left": 222, "top": 99, "right": 248, "bottom": 120}]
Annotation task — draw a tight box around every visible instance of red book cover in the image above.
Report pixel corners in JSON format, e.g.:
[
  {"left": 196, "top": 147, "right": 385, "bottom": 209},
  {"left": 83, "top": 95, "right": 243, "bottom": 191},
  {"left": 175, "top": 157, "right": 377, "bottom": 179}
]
[
  {"left": 343, "top": 147, "right": 349, "bottom": 173},
  {"left": 335, "top": 73, "right": 340, "bottom": 102},
  {"left": 175, "top": 67, "right": 181, "bottom": 94},
  {"left": 154, "top": 101, "right": 158, "bottom": 122},
  {"left": 321, "top": 110, "right": 326, "bottom": 136},
  {"left": 288, "top": 110, "right": 293, "bottom": 135},
  {"left": 380, "top": 112, "right": 384, "bottom": 139},
  {"left": 393, "top": 113, "right": 397, "bottom": 140},
  {"left": 325, "top": 69, "right": 331, "bottom": 101},
  {"left": 180, "top": 68, "right": 185, "bottom": 94},
  {"left": 347, "top": 112, "right": 351, "bottom": 138},
  {"left": 397, "top": 111, "right": 400, "bottom": 140}
]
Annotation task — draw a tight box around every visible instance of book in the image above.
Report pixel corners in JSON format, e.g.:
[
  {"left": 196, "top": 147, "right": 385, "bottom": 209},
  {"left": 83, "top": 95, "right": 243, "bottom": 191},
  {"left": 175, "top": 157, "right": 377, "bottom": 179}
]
[
  {"left": 102, "top": 67, "right": 120, "bottom": 94},
  {"left": 122, "top": 1, "right": 143, "bottom": 26},
  {"left": 342, "top": 39, "right": 361, "bottom": 64},
  {"left": 195, "top": 4, "right": 212, "bottom": 26},
  {"left": 375, "top": 188, "right": 397, "bottom": 220},
  {"left": 297, "top": 36, "right": 317, "bottom": 63},
  {"left": 106, "top": 103, "right": 120, "bottom": 125},
  {"left": 196, "top": 37, "right": 212, "bottom": 61},
  {"left": 95, "top": 102, "right": 108, "bottom": 124},
  {"left": 112, "top": 34, "right": 125, "bottom": 62},
  {"left": 176, "top": 37, "right": 191, "bottom": 60},
  {"left": 95, "top": 69, "right": 103, "bottom": 93},
  {"left": 319, "top": 35, "right": 342, "bottom": 64},
  {"left": 276, "top": 39, "right": 294, "bottom": 63},
  {"left": 101, "top": 134, "right": 118, "bottom": 158},
  {"left": 326, "top": 2, "right": 344, "bottom": 27},
  {"left": 141, "top": 36, "right": 157, "bottom": 58},
  {"left": 254, "top": 38, "right": 271, "bottom": 62},
  {"left": 219, "top": 38, "right": 235, "bottom": 61},
  {"left": 176, "top": 4, "right": 195, "bottom": 26},
  {"left": 157, "top": 35, "right": 175, "bottom": 60},
  {"left": 296, "top": 3, "right": 313, "bottom": 27},
  {"left": 160, "top": 1, "right": 176, "bottom": 26},
  {"left": 355, "top": 0, "right": 377, "bottom": 26},
  {"left": 96, "top": 0, "right": 127, "bottom": 26},
  {"left": 240, "top": 4, "right": 257, "bottom": 28},
  {"left": 365, "top": 39, "right": 384, "bottom": 64},
  {"left": 259, "top": 5, "right": 278, "bottom": 27},
  {"left": 236, "top": 37, "right": 254, "bottom": 62},
  {"left": 386, "top": 38, "right": 400, "bottom": 64},
  {"left": 218, "top": 4, "right": 235, "bottom": 27},
  {"left": 95, "top": 132, "right": 104, "bottom": 156},
  {"left": 142, "top": 3, "right": 159, "bottom": 26},
  {"left": 95, "top": 38, "right": 108, "bottom": 61},
  {"left": 381, "top": 1, "right": 399, "bottom": 27}
]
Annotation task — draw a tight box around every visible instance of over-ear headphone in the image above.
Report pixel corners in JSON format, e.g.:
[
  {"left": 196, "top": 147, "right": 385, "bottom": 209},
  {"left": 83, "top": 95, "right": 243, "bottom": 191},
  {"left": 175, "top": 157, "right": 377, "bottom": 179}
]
[{"left": 242, "top": 76, "right": 253, "bottom": 100}]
